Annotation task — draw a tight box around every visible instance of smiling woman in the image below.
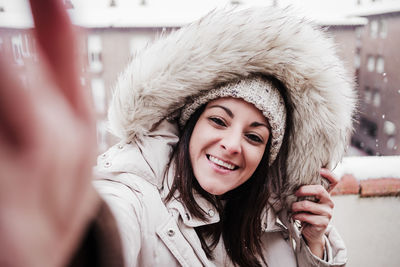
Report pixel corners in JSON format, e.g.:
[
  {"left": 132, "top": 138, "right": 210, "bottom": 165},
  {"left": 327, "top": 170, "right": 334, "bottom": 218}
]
[
  {"left": 164, "top": 77, "right": 293, "bottom": 265},
  {"left": 92, "top": 5, "right": 356, "bottom": 267}
]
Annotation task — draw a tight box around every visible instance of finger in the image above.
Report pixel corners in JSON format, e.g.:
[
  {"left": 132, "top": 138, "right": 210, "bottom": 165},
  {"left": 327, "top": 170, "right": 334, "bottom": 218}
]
[
  {"left": 291, "top": 200, "right": 333, "bottom": 217},
  {"left": 296, "top": 185, "right": 333, "bottom": 205},
  {"left": 29, "top": 0, "right": 91, "bottom": 120},
  {"left": 292, "top": 213, "right": 330, "bottom": 229},
  {"left": 320, "top": 168, "right": 339, "bottom": 192}
]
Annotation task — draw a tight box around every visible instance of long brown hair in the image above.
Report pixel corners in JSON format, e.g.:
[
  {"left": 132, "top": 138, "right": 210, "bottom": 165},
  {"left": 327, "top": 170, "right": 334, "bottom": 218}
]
[{"left": 165, "top": 76, "right": 292, "bottom": 266}]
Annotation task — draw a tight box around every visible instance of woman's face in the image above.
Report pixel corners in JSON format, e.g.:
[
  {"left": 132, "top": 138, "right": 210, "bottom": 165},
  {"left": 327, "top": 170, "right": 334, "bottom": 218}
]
[{"left": 189, "top": 97, "right": 270, "bottom": 195}]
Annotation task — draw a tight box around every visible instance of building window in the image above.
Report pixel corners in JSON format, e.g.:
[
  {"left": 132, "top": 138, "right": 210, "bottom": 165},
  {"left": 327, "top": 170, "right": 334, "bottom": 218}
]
[
  {"left": 360, "top": 117, "right": 377, "bottom": 138},
  {"left": 12, "top": 35, "right": 24, "bottom": 65},
  {"left": 370, "top": 20, "right": 378, "bottom": 38},
  {"left": 88, "top": 35, "right": 102, "bottom": 72},
  {"left": 364, "top": 86, "right": 372, "bottom": 104},
  {"left": 383, "top": 121, "right": 396, "bottom": 136},
  {"left": 379, "top": 19, "right": 387, "bottom": 38},
  {"left": 130, "top": 36, "right": 150, "bottom": 56},
  {"left": 372, "top": 90, "right": 381, "bottom": 107},
  {"left": 376, "top": 56, "right": 384, "bottom": 73},
  {"left": 91, "top": 78, "right": 106, "bottom": 113},
  {"left": 367, "top": 55, "right": 375, "bottom": 72},
  {"left": 355, "top": 27, "right": 363, "bottom": 39},
  {"left": 21, "top": 34, "right": 31, "bottom": 57},
  {"left": 32, "top": 39, "right": 38, "bottom": 62},
  {"left": 387, "top": 137, "right": 396, "bottom": 150}
]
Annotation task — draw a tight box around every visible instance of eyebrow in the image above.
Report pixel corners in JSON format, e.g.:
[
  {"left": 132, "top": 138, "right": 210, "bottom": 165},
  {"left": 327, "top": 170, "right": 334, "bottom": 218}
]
[
  {"left": 209, "top": 104, "right": 234, "bottom": 118},
  {"left": 250, "top": 121, "right": 270, "bottom": 129},
  {"left": 208, "top": 104, "right": 270, "bottom": 129}
]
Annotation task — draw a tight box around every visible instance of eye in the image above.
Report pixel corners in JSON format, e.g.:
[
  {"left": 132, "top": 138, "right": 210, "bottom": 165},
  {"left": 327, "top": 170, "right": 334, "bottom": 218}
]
[
  {"left": 208, "top": 117, "right": 227, "bottom": 127},
  {"left": 245, "top": 133, "right": 263, "bottom": 144}
]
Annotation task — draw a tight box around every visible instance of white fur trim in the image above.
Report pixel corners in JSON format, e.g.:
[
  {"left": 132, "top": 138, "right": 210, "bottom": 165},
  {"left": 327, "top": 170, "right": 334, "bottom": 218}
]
[{"left": 108, "top": 7, "right": 357, "bottom": 206}]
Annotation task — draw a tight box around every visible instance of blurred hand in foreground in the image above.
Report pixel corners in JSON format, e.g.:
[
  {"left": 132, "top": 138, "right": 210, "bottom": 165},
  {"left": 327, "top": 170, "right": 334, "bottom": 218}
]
[{"left": 0, "top": 0, "right": 99, "bottom": 266}]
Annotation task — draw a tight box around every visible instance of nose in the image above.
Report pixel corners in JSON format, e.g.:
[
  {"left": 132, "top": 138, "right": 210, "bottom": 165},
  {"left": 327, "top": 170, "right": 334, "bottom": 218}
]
[{"left": 220, "top": 131, "right": 242, "bottom": 155}]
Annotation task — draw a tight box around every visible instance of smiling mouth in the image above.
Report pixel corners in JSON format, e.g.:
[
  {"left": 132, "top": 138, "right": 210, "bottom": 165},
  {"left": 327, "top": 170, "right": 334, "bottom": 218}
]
[{"left": 206, "top": 154, "right": 239, "bottom": 170}]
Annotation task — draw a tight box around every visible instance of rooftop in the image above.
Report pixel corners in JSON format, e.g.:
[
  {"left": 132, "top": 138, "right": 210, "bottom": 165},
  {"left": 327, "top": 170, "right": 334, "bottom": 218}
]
[
  {"left": 349, "top": 1, "right": 400, "bottom": 17},
  {"left": 318, "top": 17, "right": 367, "bottom": 26},
  {"left": 332, "top": 156, "right": 400, "bottom": 197}
]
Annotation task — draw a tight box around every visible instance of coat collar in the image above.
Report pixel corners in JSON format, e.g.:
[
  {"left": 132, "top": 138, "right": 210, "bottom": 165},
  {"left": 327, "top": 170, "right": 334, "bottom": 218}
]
[
  {"left": 97, "top": 138, "right": 286, "bottom": 233},
  {"left": 161, "top": 165, "right": 286, "bottom": 232},
  {"left": 166, "top": 193, "right": 286, "bottom": 233},
  {"left": 161, "top": 163, "right": 221, "bottom": 227}
]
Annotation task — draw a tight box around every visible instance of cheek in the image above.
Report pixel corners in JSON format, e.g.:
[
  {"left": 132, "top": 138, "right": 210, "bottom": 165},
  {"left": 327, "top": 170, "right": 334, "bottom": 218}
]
[
  {"left": 189, "top": 119, "right": 210, "bottom": 156},
  {"left": 188, "top": 136, "right": 196, "bottom": 166},
  {"left": 246, "top": 146, "right": 266, "bottom": 172},
  {"left": 189, "top": 123, "right": 204, "bottom": 167},
  {"left": 189, "top": 126, "right": 199, "bottom": 157}
]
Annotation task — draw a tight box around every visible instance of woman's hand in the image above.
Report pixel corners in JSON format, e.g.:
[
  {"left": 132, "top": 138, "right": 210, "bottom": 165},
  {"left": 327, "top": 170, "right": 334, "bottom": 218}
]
[
  {"left": 0, "top": 1, "right": 99, "bottom": 266},
  {"left": 291, "top": 168, "right": 339, "bottom": 259}
]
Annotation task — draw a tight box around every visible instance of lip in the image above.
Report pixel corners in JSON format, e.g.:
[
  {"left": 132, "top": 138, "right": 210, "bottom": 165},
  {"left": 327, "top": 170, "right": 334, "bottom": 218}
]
[{"left": 206, "top": 154, "right": 239, "bottom": 174}]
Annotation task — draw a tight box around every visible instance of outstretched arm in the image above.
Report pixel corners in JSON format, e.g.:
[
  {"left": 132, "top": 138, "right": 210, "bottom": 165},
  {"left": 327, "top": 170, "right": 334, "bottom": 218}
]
[{"left": 0, "top": 0, "right": 100, "bottom": 266}]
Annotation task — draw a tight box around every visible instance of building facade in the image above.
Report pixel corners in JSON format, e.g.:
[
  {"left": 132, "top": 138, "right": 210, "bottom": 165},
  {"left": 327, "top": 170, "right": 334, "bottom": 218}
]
[
  {"left": 350, "top": 6, "right": 400, "bottom": 156},
  {"left": 82, "top": 27, "right": 174, "bottom": 151}
]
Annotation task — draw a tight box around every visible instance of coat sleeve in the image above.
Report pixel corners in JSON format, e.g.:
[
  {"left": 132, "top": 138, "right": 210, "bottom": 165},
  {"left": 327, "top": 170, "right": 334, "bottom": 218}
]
[
  {"left": 93, "top": 176, "right": 144, "bottom": 267},
  {"left": 68, "top": 198, "right": 124, "bottom": 267},
  {"left": 296, "top": 224, "right": 347, "bottom": 267}
]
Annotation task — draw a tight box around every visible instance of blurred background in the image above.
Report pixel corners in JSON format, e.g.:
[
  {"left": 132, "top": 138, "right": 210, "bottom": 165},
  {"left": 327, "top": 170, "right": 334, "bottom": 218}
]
[{"left": 0, "top": 0, "right": 399, "bottom": 266}]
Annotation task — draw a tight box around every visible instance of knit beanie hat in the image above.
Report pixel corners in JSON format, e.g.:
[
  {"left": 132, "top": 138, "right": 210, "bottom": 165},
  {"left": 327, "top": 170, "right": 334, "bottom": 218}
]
[{"left": 179, "top": 77, "right": 286, "bottom": 165}]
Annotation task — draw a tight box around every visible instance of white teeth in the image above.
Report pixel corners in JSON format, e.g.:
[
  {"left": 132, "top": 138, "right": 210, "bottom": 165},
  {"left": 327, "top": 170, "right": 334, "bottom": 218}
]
[{"left": 209, "top": 155, "right": 236, "bottom": 170}]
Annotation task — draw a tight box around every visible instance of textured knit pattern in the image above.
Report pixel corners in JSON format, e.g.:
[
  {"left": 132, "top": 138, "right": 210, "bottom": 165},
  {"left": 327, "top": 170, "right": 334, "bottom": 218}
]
[
  {"left": 180, "top": 77, "right": 286, "bottom": 165},
  {"left": 108, "top": 7, "right": 357, "bottom": 208}
]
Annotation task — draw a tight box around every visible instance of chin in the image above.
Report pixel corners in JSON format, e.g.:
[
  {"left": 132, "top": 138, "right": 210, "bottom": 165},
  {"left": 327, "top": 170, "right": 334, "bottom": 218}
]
[{"left": 198, "top": 181, "right": 230, "bottom": 196}]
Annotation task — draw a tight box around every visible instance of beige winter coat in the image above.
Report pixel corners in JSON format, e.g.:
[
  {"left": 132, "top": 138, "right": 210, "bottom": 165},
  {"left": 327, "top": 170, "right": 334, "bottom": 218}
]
[{"left": 94, "top": 120, "right": 347, "bottom": 267}]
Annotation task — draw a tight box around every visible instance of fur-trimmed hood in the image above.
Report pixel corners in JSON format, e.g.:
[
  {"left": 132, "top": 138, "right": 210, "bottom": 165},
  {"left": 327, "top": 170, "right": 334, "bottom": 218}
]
[{"left": 108, "top": 7, "right": 357, "bottom": 205}]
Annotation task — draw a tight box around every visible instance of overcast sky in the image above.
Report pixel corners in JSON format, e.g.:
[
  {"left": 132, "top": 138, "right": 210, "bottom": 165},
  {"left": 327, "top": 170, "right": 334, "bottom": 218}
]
[
  {"left": 0, "top": 0, "right": 392, "bottom": 27},
  {"left": 1, "top": 0, "right": 359, "bottom": 17}
]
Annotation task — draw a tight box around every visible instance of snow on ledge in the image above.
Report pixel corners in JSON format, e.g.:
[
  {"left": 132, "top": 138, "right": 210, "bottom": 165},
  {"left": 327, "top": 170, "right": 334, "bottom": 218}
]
[{"left": 333, "top": 156, "right": 400, "bottom": 181}]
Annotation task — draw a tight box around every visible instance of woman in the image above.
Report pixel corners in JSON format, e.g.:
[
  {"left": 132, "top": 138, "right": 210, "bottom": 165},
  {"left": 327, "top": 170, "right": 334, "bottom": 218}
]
[{"left": 94, "top": 6, "right": 355, "bottom": 267}]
